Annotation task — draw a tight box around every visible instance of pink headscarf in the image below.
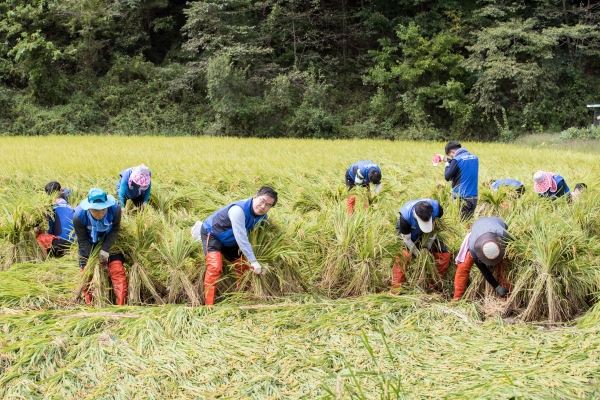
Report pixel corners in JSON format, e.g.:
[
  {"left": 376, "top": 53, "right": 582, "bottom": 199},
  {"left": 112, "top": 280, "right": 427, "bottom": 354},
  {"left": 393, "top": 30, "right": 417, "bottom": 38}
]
[
  {"left": 129, "top": 164, "right": 151, "bottom": 190},
  {"left": 533, "top": 171, "right": 557, "bottom": 194}
]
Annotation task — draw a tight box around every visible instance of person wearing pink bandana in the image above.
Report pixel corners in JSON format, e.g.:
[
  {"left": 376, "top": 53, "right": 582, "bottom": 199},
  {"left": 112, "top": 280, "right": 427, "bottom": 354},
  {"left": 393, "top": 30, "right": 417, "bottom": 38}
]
[
  {"left": 116, "top": 164, "right": 152, "bottom": 208},
  {"left": 532, "top": 171, "right": 570, "bottom": 200}
]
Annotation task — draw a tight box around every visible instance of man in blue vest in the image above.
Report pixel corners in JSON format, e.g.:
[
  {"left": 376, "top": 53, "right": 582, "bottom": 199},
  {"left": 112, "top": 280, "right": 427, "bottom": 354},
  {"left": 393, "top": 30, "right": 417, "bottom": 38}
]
[
  {"left": 35, "top": 181, "right": 75, "bottom": 257},
  {"left": 444, "top": 141, "right": 479, "bottom": 220},
  {"left": 453, "top": 216, "right": 511, "bottom": 300},
  {"left": 73, "top": 188, "right": 128, "bottom": 305},
  {"left": 490, "top": 178, "right": 525, "bottom": 196},
  {"left": 116, "top": 164, "right": 152, "bottom": 208},
  {"left": 345, "top": 160, "right": 382, "bottom": 214},
  {"left": 391, "top": 199, "right": 451, "bottom": 287},
  {"left": 200, "top": 186, "right": 277, "bottom": 305}
]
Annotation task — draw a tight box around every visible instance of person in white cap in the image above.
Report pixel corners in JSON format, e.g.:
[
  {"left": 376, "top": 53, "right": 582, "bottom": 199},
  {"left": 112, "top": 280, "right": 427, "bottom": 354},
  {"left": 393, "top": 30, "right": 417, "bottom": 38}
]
[
  {"left": 391, "top": 199, "right": 451, "bottom": 288},
  {"left": 532, "top": 171, "right": 570, "bottom": 200},
  {"left": 453, "top": 216, "right": 511, "bottom": 300}
]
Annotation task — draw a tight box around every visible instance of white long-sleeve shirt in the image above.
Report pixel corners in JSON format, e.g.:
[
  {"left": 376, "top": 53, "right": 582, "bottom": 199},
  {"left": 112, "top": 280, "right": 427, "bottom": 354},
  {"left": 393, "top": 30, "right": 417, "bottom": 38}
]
[{"left": 228, "top": 205, "right": 257, "bottom": 263}]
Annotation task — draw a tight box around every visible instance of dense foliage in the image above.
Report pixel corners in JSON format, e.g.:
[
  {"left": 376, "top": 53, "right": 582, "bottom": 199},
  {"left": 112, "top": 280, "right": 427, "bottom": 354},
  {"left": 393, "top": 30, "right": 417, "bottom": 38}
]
[{"left": 0, "top": 0, "right": 599, "bottom": 138}]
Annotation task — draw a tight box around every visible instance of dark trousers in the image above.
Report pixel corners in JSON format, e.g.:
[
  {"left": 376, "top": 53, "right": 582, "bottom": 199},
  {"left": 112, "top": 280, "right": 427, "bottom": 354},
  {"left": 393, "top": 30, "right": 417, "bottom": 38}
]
[
  {"left": 459, "top": 197, "right": 478, "bottom": 221},
  {"left": 200, "top": 227, "right": 240, "bottom": 262},
  {"left": 49, "top": 238, "right": 72, "bottom": 257},
  {"left": 126, "top": 195, "right": 146, "bottom": 207}
]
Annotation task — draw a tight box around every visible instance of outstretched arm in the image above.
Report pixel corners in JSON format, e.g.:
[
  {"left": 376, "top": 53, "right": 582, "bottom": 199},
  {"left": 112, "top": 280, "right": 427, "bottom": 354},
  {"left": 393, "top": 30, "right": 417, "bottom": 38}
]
[{"left": 228, "top": 205, "right": 258, "bottom": 263}]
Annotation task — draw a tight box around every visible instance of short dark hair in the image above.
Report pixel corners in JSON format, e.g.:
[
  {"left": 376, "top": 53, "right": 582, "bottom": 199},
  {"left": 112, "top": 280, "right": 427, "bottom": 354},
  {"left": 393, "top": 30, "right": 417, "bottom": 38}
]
[
  {"left": 515, "top": 185, "right": 525, "bottom": 196},
  {"left": 414, "top": 201, "right": 433, "bottom": 221},
  {"left": 574, "top": 183, "right": 587, "bottom": 191},
  {"left": 368, "top": 169, "right": 381, "bottom": 185},
  {"left": 445, "top": 141, "right": 461, "bottom": 155},
  {"left": 44, "top": 181, "right": 61, "bottom": 195},
  {"left": 256, "top": 186, "right": 278, "bottom": 206}
]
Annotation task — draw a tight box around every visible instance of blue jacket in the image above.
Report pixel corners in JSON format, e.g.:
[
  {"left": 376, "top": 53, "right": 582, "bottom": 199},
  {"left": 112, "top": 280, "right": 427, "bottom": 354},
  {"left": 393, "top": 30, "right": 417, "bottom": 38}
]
[
  {"left": 73, "top": 205, "right": 119, "bottom": 245},
  {"left": 445, "top": 148, "right": 479, "bottom": 198},
  {"left": 491, "top": 178, "right": 523, "bottom": 191},
  {"left": 346, "top": 161, "right": 381, "bottom": 185},
  {"left": 116, "top": 168, "right": 151, "bottom": 206},
  {"left": 400, "top": 199, "right": 442, "bottom": 242},
  {"left": 202, "top": 198, "right": 267, "bottom": 247},
  {"left": 540, "top": 175, "right": 570, "bottom": 198},
  {"left": 48, "top": 200, "right": 74, "bottom": 242}
]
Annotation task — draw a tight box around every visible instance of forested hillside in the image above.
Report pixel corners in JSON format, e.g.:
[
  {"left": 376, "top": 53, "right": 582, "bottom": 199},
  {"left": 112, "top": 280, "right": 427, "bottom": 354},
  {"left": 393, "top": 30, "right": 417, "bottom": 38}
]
[{"left": 0, "top": 0, "right": 598, "bottom": 138}]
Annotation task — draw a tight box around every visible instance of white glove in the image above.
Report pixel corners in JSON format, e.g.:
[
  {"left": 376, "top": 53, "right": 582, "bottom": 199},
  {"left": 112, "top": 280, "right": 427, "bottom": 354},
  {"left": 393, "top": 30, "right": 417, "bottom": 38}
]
[
  {"left": 444, "top": 161, "right": 450, "bottom": 168},
  {"left": 402, "top": 235, "right": 420, "bottom": 256},
  {"left": 99, "top": 250, "right": 110, "bottom": 265},
  {"left": 373, "top": 183, "right": 382, "bottom": 195},
  {"left": 191, "top": 220, "right": 203, "bottom": 242},
  {"left": 250, "top": 261, "right": 262, "bottom": 275},
  {"left": 354, "top": 169, "right": 365, "bottom": 185},
  {"left": 425, "top": 234, "right": 437, "bottom": 251}
]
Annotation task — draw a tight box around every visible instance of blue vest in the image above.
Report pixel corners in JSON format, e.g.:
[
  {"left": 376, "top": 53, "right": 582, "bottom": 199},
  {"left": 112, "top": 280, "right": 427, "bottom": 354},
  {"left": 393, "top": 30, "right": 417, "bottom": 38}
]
[
  {"left": 453, "top": 148, "right": 479, "bottom": 198},
  {"left": 554, "top": 175, "right": 570, "bottom": 195},
  {"left": 203, "top": 198, "right": 267, "bottom": 247},
  {"left": 491, "top": 178, "right": 523, "bottom": 191},
  {"left": 52, "top": 203, "right": 75, "bottom": 242},
  {"left": 347, "top": 160, "right": 381, "bottom": 185},
  {"left": 74, "top": 205, "right": 118, "bottom": 244},
  {"left": 400, "top": 199, "right": 441, "bottom": 242},
  {"left": 116, "top": 168, "right": 151, "bottom": 202}
]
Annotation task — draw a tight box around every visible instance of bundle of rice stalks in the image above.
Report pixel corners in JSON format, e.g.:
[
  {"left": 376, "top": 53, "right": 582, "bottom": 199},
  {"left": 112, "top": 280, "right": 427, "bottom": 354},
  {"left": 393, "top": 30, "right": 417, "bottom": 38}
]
[
  {"left": 149, "top": 184, "right": 205, "bottom": 218},
  {"left": 235, "top": 222, "right": 307, "bottom": 298},
  {"left": 0, "top": 194, "right": 52, "bottom": 270},
  {"left": 318, "top": 207, "right": 396, "bottom": 297},
  {"left": 116, "top": 209, "right": 166, "bottom": 305},
  {"left": 477, "top": 189, "right": 509, "bottom": 216},
  {"left": 502, "top": 206, "right": 600, "bottom": 322},
  {"left": 571, "top": 191, "right": 600, "bottom": 237},
  {"left": 79, "top": 250, "right": 112, "bottom": 307},
  {"left": 403, "top": 246, "right": 439, "bottom": 289},
  {"left": 155, "top": 229, "right": 201, "bottom": 305}
]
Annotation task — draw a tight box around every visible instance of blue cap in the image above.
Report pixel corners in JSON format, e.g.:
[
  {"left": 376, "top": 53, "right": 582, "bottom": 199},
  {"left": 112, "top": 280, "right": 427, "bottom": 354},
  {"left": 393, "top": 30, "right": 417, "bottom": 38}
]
[{"left": 80, "top": 188, "right": 117, "bottom": 210}]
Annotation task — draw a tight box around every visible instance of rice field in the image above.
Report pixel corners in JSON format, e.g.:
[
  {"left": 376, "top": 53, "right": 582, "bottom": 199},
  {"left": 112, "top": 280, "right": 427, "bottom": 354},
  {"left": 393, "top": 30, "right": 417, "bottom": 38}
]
[{"left": 1, "top": 136, "right": 600, "bottom": 399}]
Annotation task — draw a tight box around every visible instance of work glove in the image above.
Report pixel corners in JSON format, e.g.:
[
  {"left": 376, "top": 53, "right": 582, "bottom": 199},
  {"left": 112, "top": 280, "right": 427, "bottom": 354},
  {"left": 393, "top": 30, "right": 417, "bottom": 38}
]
[
  {"left": 190, "top": 220, "right": 203, "bottom": 242},
  {"left": 495, "top": 285, "right": 509, "bottom": 297},
  {"left": 402, "top": 235, "right": 420, "bottom": 257},
  {"left": 99, "top": 250, "right": 110, "bottom": 265},
  {"left": 354, "top": 170, "right": 365, "bottom": 185},
  {"left": 425, "top": 234, "right": 437, "bottom": 251},
  {"left": 373, "top": 183, "right": 382, "bottom": 195},
  {"left": 250, "top": 261, "right": 263, "bottom": 275}
]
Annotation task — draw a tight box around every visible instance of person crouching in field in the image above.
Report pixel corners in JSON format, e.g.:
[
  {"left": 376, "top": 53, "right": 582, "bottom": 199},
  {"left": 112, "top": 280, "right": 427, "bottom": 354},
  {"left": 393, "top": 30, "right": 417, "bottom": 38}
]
[
  {"left": 453, "top": 216, "right": 511, "bottom": 300},
  {"left": 199, "top": 186, "right": 277, "bottom": 305},
  {"left": 571, "top": 183, "right": 587, "bottom": 201},
  {"left": 444, "top": 141, "right": 479, "bottom": 220},
  {"left": 490, "top": 178, "right": 525, "bottom": 197},
  {"left": 73, "top": 188, "right": 128, "bottom": 305},
  {"left": 35, "top": 181, "right": 75, "bottom": 258},
  {"left": 533, "top": 171, "right": 570, "bottom": 200},
  {"left": 116, "top": 164, "right": 152, "bottom": 208},
  {"left": 345, "top": 160, "right": 382, "bottom": 215},
  {"left": 391, "top": 198, "right": 451, "bottom": 288}
]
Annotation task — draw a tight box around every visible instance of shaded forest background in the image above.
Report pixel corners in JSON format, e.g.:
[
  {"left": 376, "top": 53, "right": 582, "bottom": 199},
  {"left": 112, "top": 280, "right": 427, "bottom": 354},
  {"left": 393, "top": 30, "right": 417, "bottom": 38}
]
[{"left": 0, "top": 0, "right": 598, "bottom": 139}]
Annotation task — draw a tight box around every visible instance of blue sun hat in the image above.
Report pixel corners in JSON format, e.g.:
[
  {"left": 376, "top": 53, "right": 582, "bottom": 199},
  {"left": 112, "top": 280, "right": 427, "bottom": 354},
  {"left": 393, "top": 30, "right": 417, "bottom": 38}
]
[{"left": 80, "top": 188, "right": 117, "bottom": 210}]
